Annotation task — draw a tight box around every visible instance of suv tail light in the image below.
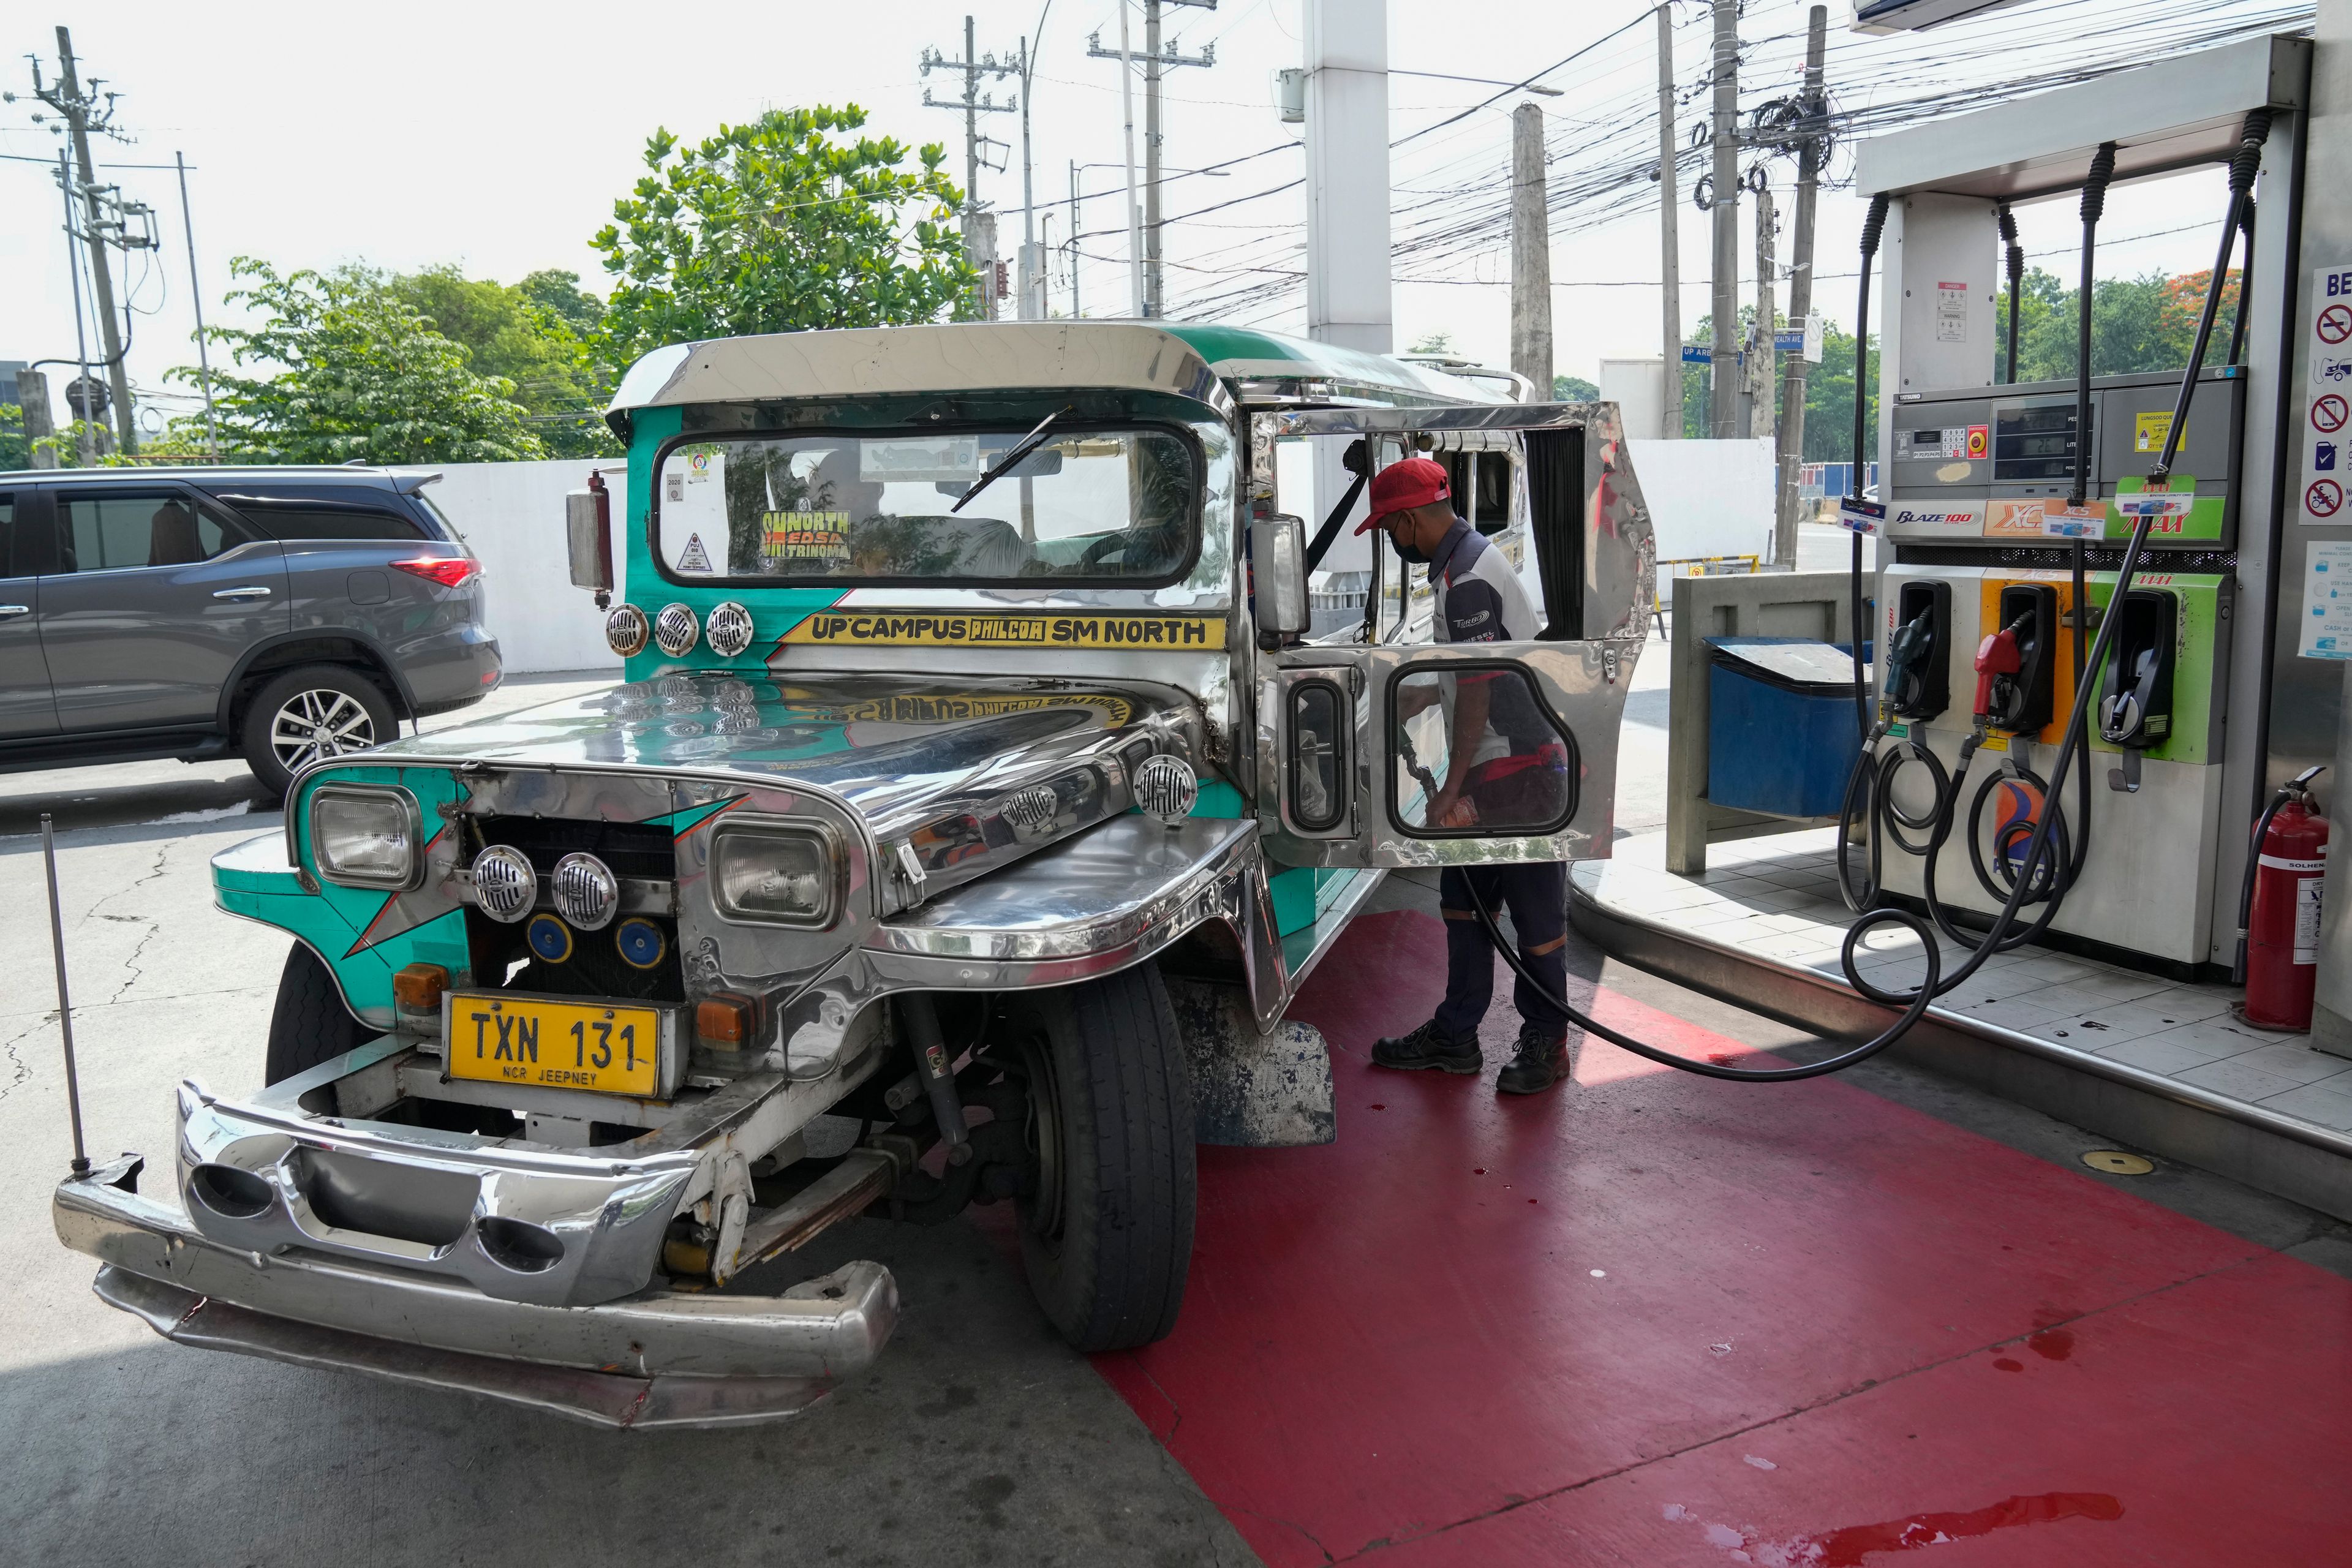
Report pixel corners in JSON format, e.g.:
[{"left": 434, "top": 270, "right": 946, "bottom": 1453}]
[{"left": 392, "top": 556, "right": 481, "bottom": 589}]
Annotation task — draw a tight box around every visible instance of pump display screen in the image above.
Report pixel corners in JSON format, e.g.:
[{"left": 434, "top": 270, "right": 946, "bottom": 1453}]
[{"left": 1994, "top": 405, "right": 2087, "bottom": 481}]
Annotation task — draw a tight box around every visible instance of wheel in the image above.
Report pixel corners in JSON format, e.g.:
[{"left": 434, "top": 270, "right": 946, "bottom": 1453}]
[
  {"left": 998, "top": 963, "right": 1196, "bottom": 1352},
  {"left": 241, "top": 664, "right": 398, "bottom": 798},
  {"left": 265, "top": 943, "right": 369, "bottom": 1085}
]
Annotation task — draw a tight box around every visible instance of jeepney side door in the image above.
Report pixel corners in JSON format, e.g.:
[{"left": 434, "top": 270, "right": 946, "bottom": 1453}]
[{"left": 1250, "top": 403, "right": 1654, "bottom": 870}]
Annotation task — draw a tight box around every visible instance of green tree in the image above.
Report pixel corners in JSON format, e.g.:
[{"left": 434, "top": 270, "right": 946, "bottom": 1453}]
[
  {"left": 1678, "top": 308, "right": 1877, "bottom": 464},
  {"left": 1408, "top": 331, "right": 1457, "bottom": 355},
  {"left": 1553, "top": 374, "right": 1600, "bottom": 402},
  {"left": 392, "top": 265, "right": 617, "bottom": 457},
  {"left": 1994, "top": 266, "right": 2243, "bottom": 382},
  {"left": 0, "top": 403, "right": 24, "bottom": 470},
  {"left": 182, "top": 259, "right": 544, "bottom": 466},
  {"left": 591, "top": 105, "right": 973, "bottom": 381}
]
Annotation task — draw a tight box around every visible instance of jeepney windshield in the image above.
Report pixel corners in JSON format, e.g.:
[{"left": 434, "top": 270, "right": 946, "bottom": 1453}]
[{"left": 652, "top": 426, "right": 1199, "bottom": 585}]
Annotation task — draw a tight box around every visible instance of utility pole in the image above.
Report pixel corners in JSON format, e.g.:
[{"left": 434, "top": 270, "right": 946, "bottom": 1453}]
[
  {"left": 1708, "top": 0, "right": 1741, "bottom": 439},
  {"left": 920, "top": 18, "right": 1020, "bottom": 318},
  {"left": 1068, "top": 160, "right": 1083, "bottom": 317},
  {"left": 1749, "top": 183, "right": 1777, "bottom": 447},
  {"left": 1510, "top": 102, "right": 1553, "bottom": 398},
  {"left": 175, "top": 151, "right": 220, "bottom": 459},
  {"left": 1774, "top": 6, "right": 1828, "bottom": 565},
  {"left": 1657, "top": 2, "right": 1682, "bottom": 440},
  {"left": 1093, "top": 2, "right": 1215, "bottom": 318},
  {"left": 32, "top": 28, "right": 141, "bottom": 455},
  {"left": 56, "top": 147, "right": 97, "bottom": 466}
]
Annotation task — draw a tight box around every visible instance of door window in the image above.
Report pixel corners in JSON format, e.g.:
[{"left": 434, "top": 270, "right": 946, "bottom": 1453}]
[
  {"left": 1390, "top": 663, "right": 1577, "bottom": 834},
  {"left": 0, "top": 493, "right": 13, "bottom": 573},
  {"left": 53, "top": 490, "right": 246, "bottom": 573}
]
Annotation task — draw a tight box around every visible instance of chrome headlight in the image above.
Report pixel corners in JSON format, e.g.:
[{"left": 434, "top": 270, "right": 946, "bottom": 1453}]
[
  {"left": 309, "top": 785, "right": 421, "bottom": 890},
  {"left": 710, "top": 821, "right": 839, "bottom": 928}
]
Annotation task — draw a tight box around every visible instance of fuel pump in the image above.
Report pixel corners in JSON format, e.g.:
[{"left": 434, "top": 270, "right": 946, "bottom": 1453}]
[{"left": 1468, "top": 107, "right": 2277, "bottom": 1085}]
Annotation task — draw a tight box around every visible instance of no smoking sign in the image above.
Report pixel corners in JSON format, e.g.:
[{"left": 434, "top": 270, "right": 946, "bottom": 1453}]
[{"left": 2323, "top": 304, "right": 2352, "bottom": 346}]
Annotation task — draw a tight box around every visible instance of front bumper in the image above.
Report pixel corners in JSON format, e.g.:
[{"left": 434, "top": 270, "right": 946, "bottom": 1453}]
[{"left": 56, "top": 1158, "right": 897, "bottom": 1429}]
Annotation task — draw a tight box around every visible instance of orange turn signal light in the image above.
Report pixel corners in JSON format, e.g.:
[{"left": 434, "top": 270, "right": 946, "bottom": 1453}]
[
  {"left": 696, "top": 995, "right": 753, "bottom": 1047},
  {"left": 393, "top": 963, "right": 450, "bottom": 1012}
]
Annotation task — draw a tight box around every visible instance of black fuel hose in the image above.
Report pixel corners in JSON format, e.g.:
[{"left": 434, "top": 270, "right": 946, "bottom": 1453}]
[{"left": 1474, "top": 110, "right": 2274, "bottom": 1084}]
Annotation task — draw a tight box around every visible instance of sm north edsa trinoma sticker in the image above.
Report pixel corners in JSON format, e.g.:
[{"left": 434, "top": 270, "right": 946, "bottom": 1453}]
[{"left": 780, "top": 611, "right": 1227, "bottom": 650}]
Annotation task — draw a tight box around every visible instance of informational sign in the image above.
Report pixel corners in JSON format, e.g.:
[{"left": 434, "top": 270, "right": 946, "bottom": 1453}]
[
  {"left": 2040, "top": 504, "right": 2106, "bottom": 539},
  {"left": 2116, "top": 479, "right": 2195, "bottom": 521},
  {"left": 2299, "top": 540, "right": 2352, "bottom": 658},
  {"left": 2303, "top": 266, "right": 2352, "bottom": 523},
  {"left": 660, "top": 447, "right": 728, "bottom": 575},
  {"left": 1985, "top": 497, "right": 2105, "bottom": 539},
  {"left": 2134, "top": 410, "right": 2181, "bottom": 455},
  {"left": 1936, "top": 281, "right": 1969, "bottom": 343},
  {"left": 1838, "top": 497, "right": 1885, "bottom": 535},
  {"left": 1803, "top": 313, "right": 1825, "bottom": 363}
]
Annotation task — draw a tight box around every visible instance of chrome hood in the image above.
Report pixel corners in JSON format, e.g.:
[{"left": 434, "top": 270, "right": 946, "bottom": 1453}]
[{"left": 366, "top": 672, "right": 1203, "bottom": 905}]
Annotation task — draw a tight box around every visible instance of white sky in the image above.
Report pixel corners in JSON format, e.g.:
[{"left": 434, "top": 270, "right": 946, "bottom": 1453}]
[{"left": 0, "top": 0, "right": 2297, "bottom": 431}]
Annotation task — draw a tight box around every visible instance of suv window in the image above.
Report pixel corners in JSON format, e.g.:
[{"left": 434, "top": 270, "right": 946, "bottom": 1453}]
[
  {"left": 204, "top": 486, "right": 431, "bottom": 541},
  {"left": 0, "top": 493, "right": 13, "bottom": 575},
  {"left": 53, "top": 489, "right": 249, "bottom": 573}
]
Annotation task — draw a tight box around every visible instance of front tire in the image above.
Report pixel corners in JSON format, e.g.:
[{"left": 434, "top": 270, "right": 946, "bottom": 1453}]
[
  {"left": 1000, "top": 963, "right": 1196, "bottom": 1352},
  {"left": 265, "top": 943, "right": 368, "bottom": 1085},
  {"left": 241, "top": 664, "right": 398, "bottom": 799}
]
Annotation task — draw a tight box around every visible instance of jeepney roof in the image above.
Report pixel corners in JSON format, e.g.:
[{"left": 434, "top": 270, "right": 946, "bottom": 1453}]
[{"left": 603, "top": 322, "right": 1513, "bottom": 437}]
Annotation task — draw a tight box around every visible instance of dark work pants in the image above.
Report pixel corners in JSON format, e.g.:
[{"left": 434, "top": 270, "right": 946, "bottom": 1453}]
[{"left": 1436, "top": 861, "right": 1570, "bottom": 1040}]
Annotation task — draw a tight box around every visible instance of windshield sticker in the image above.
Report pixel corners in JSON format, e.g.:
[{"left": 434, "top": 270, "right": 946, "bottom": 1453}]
[
  {"left": 661, "top": 445, "right": 728, "bottom": 573},
  {"left": 676, "top": 532, "right": 714, "bottom": 574},
  {"left": 780, "top": 611, "right": 1227, "bottom": 650},
  {"left": 860, "top": 435, "right": 979, "bottom": 482},
  {"left": 762, "top": 510, "right": 852, "bottom": 564}
]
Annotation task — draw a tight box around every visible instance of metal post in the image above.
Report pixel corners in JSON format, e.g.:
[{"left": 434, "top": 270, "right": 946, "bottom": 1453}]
[
  {"left": 18, "top": 368, "right": 56, "bottom": 470},
  {"left": 1752, "top": 184, "right": 1777, "bottom": 447},
  {"left": 1510, "top": 102, "right": 1553, "bottom": 398},
  {"left": 1144, "top": 0, "right": 1163, "bottom": 317},
  {"left": 1018, "top": 36, "right": 1040, "bottom": 321},
  {"left": 176, "top": 151, "right": 221, "bottom": 459},
  {"left": 1708, "top": 0, "right": 1741, "bottom": 439},
  {"left": 58, "top": 149, "right": 96, "bottom": 468},
  {"left": 1656, "top": 2, "right": 1682, "bottom": 440},
  {"left": 1117, "top": 2, "right": 1145, "bottom": 316},
  {"left": 55, "top": 28, "right": 135, "bottom": 456},
  {"left": 1069, "top": 160, "right": 1082, "bottom": 318},
  {"left": 41, "top": 815, "right": 91, "bottom": 1179},
  {"left": 1774, "top": 5, "right": 1826, "bottom": 559}
]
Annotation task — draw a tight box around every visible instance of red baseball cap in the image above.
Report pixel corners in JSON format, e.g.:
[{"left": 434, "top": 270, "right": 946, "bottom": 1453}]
[{"left": 1354, "top": 456, "right": 1453, "bottom": 533}]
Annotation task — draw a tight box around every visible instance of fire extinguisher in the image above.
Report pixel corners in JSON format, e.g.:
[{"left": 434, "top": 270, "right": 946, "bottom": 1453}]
[{"left": 2236, "top": 766, "right": 2328, "bottom": 1031}]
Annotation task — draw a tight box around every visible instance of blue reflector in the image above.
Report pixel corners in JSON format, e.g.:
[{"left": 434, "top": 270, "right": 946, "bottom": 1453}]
[
  {"left": 616, "top": 917, "right": 667, "bottom": 971},
  {"left": 526, "top": 913, "right": 573, "bottom": 964}
]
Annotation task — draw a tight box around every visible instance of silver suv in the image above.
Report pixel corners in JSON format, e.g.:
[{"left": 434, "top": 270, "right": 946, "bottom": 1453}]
[{"left": 0, "top": 466, "right": 500, "bottom": 796}]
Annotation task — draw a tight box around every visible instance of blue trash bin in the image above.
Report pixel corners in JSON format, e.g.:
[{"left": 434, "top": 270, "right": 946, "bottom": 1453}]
[{"left": 1705, "top": 637, "right": 1872, "bottom": 819}]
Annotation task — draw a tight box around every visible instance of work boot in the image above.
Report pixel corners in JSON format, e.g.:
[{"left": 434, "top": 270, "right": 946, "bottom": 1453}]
[
  {"left": 1371, "top": 1019, "right": 1483, "bottom": 1075},
  {"left": 1496, "top": 1024, "right": 1572, "bottom": 1096}
]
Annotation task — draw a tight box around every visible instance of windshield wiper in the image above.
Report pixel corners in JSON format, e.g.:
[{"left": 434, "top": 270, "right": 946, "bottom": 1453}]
[{"left": 949, "top": 408, "right": 1067, "bottom": 514}]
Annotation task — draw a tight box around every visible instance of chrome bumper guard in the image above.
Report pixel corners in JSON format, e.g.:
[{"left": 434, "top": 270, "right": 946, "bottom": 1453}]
[{"left": 55, "top": 1159, "right": 898, "bottom": 1430}]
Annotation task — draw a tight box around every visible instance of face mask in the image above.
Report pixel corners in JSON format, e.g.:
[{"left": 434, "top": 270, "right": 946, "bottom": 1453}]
[{"left": 1389, "top": 529, "right": 1429, "bottom": 566}]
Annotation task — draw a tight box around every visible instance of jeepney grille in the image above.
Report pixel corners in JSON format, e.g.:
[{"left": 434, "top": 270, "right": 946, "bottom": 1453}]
[{"left": 478, "top": 817, "right": 676, "bottom": 881}]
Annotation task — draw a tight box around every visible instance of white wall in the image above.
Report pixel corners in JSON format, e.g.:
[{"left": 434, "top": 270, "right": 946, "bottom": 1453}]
[
  {"left": 402, "top": 459, "right": 625, "bottom": 676},
  {"left": 1599, "top": 359, "right": 1667, "bottom": 442},
  {"left": 1626, "top": 437, "right": 1775, "bottom": 563}
]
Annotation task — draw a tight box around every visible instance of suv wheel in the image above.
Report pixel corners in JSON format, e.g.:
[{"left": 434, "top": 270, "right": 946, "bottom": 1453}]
[{"left": 241, "top": 664, "right": 398, "bottom": 797}]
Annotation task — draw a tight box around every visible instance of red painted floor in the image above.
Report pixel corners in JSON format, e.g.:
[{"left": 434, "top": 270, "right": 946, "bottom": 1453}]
[{"left": 1096, "top": 911, "right": 2352, "bottom": 1566}]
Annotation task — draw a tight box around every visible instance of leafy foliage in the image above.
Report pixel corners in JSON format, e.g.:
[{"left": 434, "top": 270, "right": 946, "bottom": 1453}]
[
  {"left": 0, "top": 404, "right": 24, "bottom": 470},
  {"left": 1552, "top": 374, "right": 1600, "bottom": 402},
  {"left": 590, "top": 105, "right": 973, "bottom": 382},
  {"left": 183, "top": 260, "right": 544, "bottom": 466},
  {"left": 1994, "top": 266, "right": 2242, "bottom": 383},
  {"left": 392, "top": 266, "right": 616, "bottom": 457}
]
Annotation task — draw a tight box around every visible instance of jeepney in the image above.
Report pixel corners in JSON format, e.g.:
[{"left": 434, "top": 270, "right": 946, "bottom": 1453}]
[{"left": 52, "top": 323, "right": 1654, "bottom": 1428}]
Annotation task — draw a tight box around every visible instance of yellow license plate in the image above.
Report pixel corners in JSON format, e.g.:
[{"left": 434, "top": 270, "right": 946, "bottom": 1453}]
[{"left": 445, "top": 993, "right": 666, "bottom": 1098}]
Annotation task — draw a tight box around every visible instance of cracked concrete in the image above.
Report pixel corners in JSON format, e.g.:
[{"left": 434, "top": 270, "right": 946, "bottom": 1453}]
[{"left": 0, "top": 673, "right": 1257, "bottom": 1568}]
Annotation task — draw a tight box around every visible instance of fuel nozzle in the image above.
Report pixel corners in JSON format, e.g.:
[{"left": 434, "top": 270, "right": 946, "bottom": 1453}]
[
  {"left": 1973, "top": 614, "right": 2028, "bottom": 724},
  {"left": 1886, "top": 609, "right": 1939, "bottom": 717}
]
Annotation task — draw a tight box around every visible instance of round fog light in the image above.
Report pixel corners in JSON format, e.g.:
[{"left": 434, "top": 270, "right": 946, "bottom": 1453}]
[
  {"left": 551, "top": 851, "right": 619, "bottom": 930},
  {"left": 470, "top": 845, "right": 536, "bottom": 924},
  {"left": 616, "top": 917, "right": 668, "bottom": 970},
  {"left": 704, "top": 600, "right": 755, "bottom": 658},
  {"left": 652, "top": 602, "right": 701, "bottom": 658},
  {"left": 1134, "top": 754, "right": 1199, "bottom": 825},
  {"left": 605, "top": 603, "right": 650, "bottom": 658}
]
